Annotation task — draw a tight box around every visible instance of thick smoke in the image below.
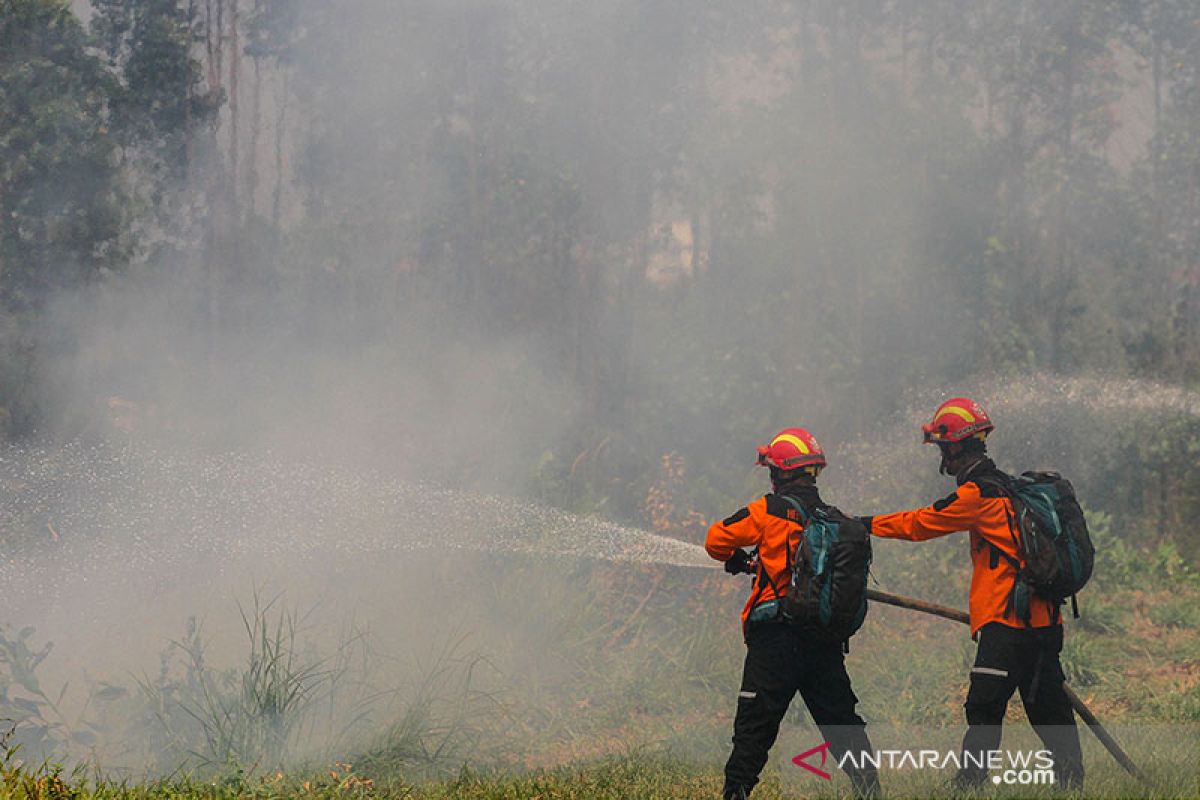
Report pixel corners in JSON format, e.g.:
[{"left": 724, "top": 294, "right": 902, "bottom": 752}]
[{"left": 4, "top": 0, "right": 1197, "bottom": 780}]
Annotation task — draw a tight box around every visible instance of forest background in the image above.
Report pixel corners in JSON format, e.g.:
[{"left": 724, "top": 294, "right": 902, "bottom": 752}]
[{"left": 1, "top": 1, "right": 1199, "bottom": 795}]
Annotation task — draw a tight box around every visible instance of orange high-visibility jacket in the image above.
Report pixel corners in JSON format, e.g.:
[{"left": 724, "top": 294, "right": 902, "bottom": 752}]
[
  {"left": 869, "top": 474, "right": 1058, "bottom": 635},
  {"left": 706, "top": 489, "right": 824, "bottom": 627}
]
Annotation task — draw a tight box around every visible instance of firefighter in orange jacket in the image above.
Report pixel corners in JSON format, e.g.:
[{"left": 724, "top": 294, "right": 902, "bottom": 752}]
[
  {"left": 862, "top": 398, "right": 1083, "bottom": 790},
  {"left": 707, "top": 428, "right": 878, "bottom": 800}
]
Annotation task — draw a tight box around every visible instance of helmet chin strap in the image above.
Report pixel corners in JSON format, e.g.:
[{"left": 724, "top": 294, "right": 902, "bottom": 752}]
[
  {"left": 938, "top": 443, "right": 957, "bottom": 475},
  {"left": 957, "top": 457, "right": 985, "bottom": 481},
  {"left": 938, "top": 443, "right": 984, "bottom": 478}
]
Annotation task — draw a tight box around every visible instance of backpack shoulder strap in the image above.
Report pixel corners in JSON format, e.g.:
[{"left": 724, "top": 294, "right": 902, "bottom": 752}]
[
  {"left": 969, "top": 474, "right": 1025, "bottom": 569},
  {"left": 777, "top": 493, "right": 817, "bottom": 527},
  {"left": 777, "top": 493, "right": 807, "bottom": 517},
  {"left": 751, "top": 493, "right": 798, "bottom": 603},
  {"left": 972, "top": 471, "right": 1016, "bottom": 498}
]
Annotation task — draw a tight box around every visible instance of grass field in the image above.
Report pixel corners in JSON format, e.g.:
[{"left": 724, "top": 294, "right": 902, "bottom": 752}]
[{"left": 4, "top": 750, "right": 1199, "bottom": 799}]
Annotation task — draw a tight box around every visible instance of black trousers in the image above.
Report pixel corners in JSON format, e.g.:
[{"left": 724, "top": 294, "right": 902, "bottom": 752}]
[
  {"left": 724, "top": 622, "right": 878, "bottom": 799},
  {"left": 960, "top": 622, "right": 1084, "bottom": 789}
]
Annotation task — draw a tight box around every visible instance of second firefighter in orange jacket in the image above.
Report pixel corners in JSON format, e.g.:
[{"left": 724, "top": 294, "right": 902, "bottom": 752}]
[
  {"left": 863, "top": 397, "right": 1083, "bottom": 791},
  {"left": 869, "top": 478, "right": 1057, "bottom": 634}
]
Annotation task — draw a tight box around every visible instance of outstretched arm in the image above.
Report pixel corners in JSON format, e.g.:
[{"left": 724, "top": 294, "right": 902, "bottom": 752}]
[{"left": 865, "top": 484, "right": 983, "bottom": 541}]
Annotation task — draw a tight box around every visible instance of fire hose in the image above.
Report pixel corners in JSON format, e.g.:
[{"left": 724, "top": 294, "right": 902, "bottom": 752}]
[{"left": 863, "top": 588, "right": 1145, "bottom": 780}]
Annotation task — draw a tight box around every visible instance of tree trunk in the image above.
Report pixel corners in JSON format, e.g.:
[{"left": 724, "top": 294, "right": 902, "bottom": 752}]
[
  {"left": 203, "top": 0, "right": 227, "bottom": 364},
  {"left": 0, "top": 180, "right": 6, "bottom": 289},
  {"left": 271, "top": 67, "right": 289, "bottom": 233},
  {"left": 462, "top": 11, "right": 487, "bottom": 317},
  {"left": 228, "top": 0, "right": 241, "bottom": 221},
  {"left": 185, "top": 0, "right": 196, "bottom": 175},
  {"left": 245, "top": 27, "right": 262, "bottom": 218},
  {"left": 1050, "top": 1, "right": 1079, "bottom": 369},
  {"left": 1151, "top": 33, "right": 1163, "bottom": 271},
  {"left": 205, "top": 0, "right": 224, "bottom": 101}
]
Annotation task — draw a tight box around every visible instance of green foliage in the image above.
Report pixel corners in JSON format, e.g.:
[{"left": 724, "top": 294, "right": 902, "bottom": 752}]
[
  {"left": 0, "top": 624, "right": 63, "bottom": 760},
  {"left": 1089, "top": 510, "right": 1195, "bottom": 590},
  {"left": 0, "top": 623, "right": 107, "bottom": 766},
  {"left": 0, "top": 0, "right": 125, "bottom": 306},
  {"left": 134, "top": 596, "right": 356, "bottom": 773},
  {"left": 0, "top": 0, "right": 126, "bottom": 432},
  {"left": 1145, "top": 595, "right": 1200, "bottom": 632},
  {"left": 90, "top": 0, "right": 218, "bottom": 188}
]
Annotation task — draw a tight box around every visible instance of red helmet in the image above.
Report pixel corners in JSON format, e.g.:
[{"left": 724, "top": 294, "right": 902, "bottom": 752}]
[
  {"left": 757, "top": 428, "right": 827, "bottom": 470},
  {"left": 922, "top": 397, "right": 994, "bottom": 444}
]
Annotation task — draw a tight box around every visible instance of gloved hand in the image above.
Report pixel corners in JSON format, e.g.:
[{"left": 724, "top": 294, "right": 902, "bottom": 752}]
[
  {"left": 724, "top": 548, "right": 755, "bottom": 575},
  {"left": 858, "top": 516, "right": 874, "bottom": 533}
]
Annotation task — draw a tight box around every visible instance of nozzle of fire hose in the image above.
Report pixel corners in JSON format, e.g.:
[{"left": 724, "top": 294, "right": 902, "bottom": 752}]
[{"left": 724, "top": 548, "right": 756, "bottom": 575}]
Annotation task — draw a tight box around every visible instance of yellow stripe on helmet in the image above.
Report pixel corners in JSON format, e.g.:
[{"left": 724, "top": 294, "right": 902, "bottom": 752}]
[
  {"left": 937, "top": 405, "right": 976, "bottom": 424},
  {"left": 771, "top": 433, "right": 810, "bottom": 454}
]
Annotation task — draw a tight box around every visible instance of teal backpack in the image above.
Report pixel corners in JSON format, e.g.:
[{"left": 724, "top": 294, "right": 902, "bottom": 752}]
[
  {"left": 777, "top": 495, "right": 872, "bottom": 642},
  {"left": 979, "top": 471, "right": 1095, "bottom": 621}
]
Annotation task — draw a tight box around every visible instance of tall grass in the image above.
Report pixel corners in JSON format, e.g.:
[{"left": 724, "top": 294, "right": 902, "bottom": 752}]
[
  {"left": 356, "top": 634, "right": 502, "bottom": 778},
  {"left": 128, "top": 592, "right": 500, "bottom": 779},
  {"left": 134, "top": 591, "right": 347, "bottom": 771}
]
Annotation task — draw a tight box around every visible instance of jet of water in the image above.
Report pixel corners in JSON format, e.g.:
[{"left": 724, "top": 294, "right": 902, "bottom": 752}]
[{"left": 0, "top": 443, "right": 717, "bottom": 618}]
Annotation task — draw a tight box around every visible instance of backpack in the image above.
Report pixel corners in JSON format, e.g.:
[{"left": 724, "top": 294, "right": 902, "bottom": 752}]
[
  {"left": 777, "top": 495, "right": 872, "bottom": 642},
  {"left": 979, "top": 471, "right": 1095, "bottom": 621}
]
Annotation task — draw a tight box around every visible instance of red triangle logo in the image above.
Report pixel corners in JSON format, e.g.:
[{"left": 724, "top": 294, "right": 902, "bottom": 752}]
[{"left": 792, "top": 741, "right": 833, "bottom": 781}]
